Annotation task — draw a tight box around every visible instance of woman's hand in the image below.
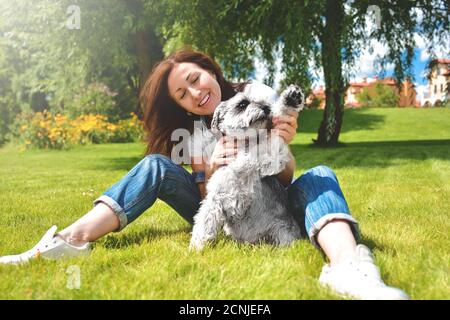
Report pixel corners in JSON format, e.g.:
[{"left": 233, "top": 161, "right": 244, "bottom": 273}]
[
  {"left": 272, "top": 110, "right": 299, "bottom": 144},
  {"left": 206, "top": 135, "right": 238, "bottom": 178}
]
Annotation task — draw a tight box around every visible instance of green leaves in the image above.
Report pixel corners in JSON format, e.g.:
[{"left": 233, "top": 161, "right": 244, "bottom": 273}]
[
  {"left": 0, "top": 0, "right": 447, "bottom": 146},
  {"left": 357, "top": 83, "right": 400, "bottom": 108},
  {"left": 0, "top": 0, "right": 166, "bottom": 142}
]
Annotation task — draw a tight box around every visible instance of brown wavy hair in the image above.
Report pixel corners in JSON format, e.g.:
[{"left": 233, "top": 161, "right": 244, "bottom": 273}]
[{"left": 140, "top": 49, "right": 249, "bottom": 156}]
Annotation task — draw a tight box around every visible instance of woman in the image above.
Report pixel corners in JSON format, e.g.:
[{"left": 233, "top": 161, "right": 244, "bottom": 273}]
[{"left": 0, "top": 50, "right": 408, "bottom": 300}]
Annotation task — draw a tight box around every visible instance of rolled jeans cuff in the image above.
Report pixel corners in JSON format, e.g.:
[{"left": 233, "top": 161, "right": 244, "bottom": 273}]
[
  {"left": 308, "top": 213, "right": 360, "bottom": 250},
  {"left": 93, "top": 195, "right": 128, "bottom": 232}
]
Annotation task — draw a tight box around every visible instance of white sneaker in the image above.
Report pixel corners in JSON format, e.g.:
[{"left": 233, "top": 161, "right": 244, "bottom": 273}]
[
  {"left": 0, "top": 226, "right": 91, "bottom": 265},
  {"left": 319, "top": 244, "right": 410, "bottom": 300}
]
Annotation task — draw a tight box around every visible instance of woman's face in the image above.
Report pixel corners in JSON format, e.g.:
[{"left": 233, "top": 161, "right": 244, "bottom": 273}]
[{"left": 167, "top": 62, "right": 222, "bottom": 116}]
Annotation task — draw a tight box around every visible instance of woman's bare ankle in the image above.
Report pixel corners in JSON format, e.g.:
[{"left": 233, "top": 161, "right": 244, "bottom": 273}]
[
  {"left": 57, "top": 230, "right": 90, "bottom": 247},
  {"left": 56, "top": 203, "right": 119, "bottom": 246}
]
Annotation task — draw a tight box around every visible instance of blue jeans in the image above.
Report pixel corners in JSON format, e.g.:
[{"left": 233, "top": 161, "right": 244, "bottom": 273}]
[{"left": 94, "top": 154, "right": 360, "bottom": 249}]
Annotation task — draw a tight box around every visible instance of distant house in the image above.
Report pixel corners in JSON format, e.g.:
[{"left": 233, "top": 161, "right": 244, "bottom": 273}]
[
  {"left": 345, "top": 77, "right": 380, "bottom": 108},
  {"left": 306, "top": 86, "right": 326, "bottom": 109},
  {"left": 345, "top": 77, "right": 418, "bottom": 108},
  {"left": 307, "top": 77, "right": 418, "bottom": 109},
  {"left": 422, "top": 58, "right": 450, "bottom": 107}
]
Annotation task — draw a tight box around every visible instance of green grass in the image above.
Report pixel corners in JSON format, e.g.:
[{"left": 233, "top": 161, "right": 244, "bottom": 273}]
[{"left": 0, "top": 107, "right": 449, "bottom": 299}]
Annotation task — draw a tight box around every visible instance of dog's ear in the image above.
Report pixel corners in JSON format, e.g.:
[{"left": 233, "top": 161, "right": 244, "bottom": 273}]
[{"left": 211, "top": 102, "right": 227, "bottom": 134}]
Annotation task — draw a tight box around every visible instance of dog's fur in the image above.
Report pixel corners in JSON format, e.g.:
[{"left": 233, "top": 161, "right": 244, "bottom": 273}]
[{"left": 189, "top": 85, "right": 305, "bottom": 250}]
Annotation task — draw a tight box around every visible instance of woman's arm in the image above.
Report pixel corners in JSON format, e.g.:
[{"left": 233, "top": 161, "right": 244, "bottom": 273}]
[
  {"left": 191, "top": 136, "right": 238, "bottom": 200},
  {"left": 276, "top": 148, "right": 296, "bottom": 187},
  {"left": 191, "top": 157, "right": 207, "bottom": 199},
  {"left": 193, "top": 143, "right": 296, "bottom": 196},
  {"left": 272, "top": 109, "right": 299, "bottom": 187}
]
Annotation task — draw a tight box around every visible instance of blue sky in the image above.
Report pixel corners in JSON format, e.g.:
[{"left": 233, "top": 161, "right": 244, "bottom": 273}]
[
  {"left": 411, "top": 49, "right": 429, "bottom": 86},
  {"left": 253, "top": 10, "right": 449, "bottom": 104},
  {"left": 254, "top": 42, "right": 448, "bottom": 103},
  {"left": 355, "top": 45, "right": 440, "bottom": 87}
]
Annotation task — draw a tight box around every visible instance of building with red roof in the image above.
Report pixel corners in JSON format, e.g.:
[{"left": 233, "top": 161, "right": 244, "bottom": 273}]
[
  {"left": 307, "top": 76, "right": 418, "bottom": 109},
  {"left": 422, "top": 58, "right": 450, "bottom": 107}
]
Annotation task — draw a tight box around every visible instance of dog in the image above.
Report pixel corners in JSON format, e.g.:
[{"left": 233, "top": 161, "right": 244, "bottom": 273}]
[{"left": 189, "top": 85, "right": 305, "bottom": 251}]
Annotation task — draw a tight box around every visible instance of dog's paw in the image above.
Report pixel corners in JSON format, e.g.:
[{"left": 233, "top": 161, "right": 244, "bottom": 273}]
[{"left": 282, "top": 85, "right": 304, "bottom": 110}]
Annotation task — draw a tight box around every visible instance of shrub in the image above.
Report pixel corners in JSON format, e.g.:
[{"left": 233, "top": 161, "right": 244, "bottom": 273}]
[
  {"left": 112, "top": 113, "right": 145, "bottom": 143},
  {"left": 357, "top": 83, "right": 399, "bottom": 108},
  {"left": 12, "top": 110, "right": 73, "bottom": 149},
  {"left": 11, "top": 111, "right": 143, "bottom": 149},
  {"left": 64, "top": 83, "right": 118, "bottom": 120},
  {"left": 307, "top": 96, "right": 323, "bottom": 109},
  {"left": 70, "top": 114, "right": 117, "bottom": 145}
]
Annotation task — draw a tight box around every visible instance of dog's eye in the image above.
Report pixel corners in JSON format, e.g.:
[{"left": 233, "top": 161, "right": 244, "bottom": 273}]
[{"left": 237, "top": 100, "right": 249, "bottom": 110}]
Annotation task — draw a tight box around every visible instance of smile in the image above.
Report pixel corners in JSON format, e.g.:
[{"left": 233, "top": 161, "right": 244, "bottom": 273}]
[{"left": 199, "top": 93, "right": 210, "bottom": 107}]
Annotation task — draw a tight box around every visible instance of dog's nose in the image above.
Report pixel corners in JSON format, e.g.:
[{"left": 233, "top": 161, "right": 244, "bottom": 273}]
[{"left": 262, "top": 106, "right": 270, "bottom": 115}]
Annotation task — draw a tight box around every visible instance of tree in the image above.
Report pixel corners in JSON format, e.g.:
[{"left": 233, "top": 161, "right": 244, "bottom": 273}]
[
  {"left": 0, "top": 46, "right": 19, "bottom": 144},
  {"left": 0, "top": 0, "right": 165, "bottom": 122},
  {"left": 357, "top": 83, "right": 399, "bottom": 108},
  {"left": 162, "top": 0, "right": 449, "bottom": 146},
  {"left": 1, "top": 0, "right": 448, "bottom": 146}
]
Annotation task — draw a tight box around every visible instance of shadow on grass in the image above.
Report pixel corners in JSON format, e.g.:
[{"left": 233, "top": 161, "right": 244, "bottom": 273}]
[
  {"left": 100, "top": 226, "right": 191, "bottom": 249},
  {"left": 298, "top": 108, "right": 386, "bottom": 133},
  {"left": 99, "top": 225, "right": 395, "bottom": 266},
  {"left": 291, "top": 139, "right": 450, "bottom": 169},
  {"left": 307, "top": 139, "right": 450, "bottom": 148},
  {"left": 90, "top": 138, "right": 450, "bottom": 172},
  {"left": 359, "top": 236, "right": 390, "bottom": 254},
  {"left": 97, "top": 156, "right": 143, "bottom": 171}
]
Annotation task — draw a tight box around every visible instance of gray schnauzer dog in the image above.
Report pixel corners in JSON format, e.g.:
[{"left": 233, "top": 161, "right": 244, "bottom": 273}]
[{"left": 189, "top": 85, "right": 305, "bottom": 251}]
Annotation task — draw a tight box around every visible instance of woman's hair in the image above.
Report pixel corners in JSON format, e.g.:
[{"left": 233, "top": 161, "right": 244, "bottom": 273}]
[{"left": 140, "top": 49, "right": 249, "bottom": 156}]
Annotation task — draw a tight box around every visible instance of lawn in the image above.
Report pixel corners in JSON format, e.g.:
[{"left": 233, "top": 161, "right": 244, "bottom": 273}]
[{"left": 0, "top": 107, "right": 449, "bottom": 300}]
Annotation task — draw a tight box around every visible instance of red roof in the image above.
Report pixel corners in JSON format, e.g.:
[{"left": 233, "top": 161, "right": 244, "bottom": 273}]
[
  {"left": 378, "top": 78, "right": 397, "bottom": 85},
  {"left": 435, "top": 58, "right": 450, "bottom": 64},
  {"left": 349, "top": 82, "right": 371, "bottom": 87},
  {"left": 349, "top": 77, "right": 397, "bottom": 87},
  {"left": 311, "top": 87, "right": 325, "bottom": 97}
]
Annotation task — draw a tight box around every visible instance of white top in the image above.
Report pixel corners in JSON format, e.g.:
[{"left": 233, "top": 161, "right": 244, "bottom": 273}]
[{"left": 189, "top": 80, "right": 278, "bottom": 159}]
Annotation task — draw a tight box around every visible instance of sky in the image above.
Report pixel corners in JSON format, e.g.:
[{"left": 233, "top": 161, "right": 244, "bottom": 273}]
[
  {"left": 253, "top": 12, "right": 449, "bottom": 104},
  {"left": 254, "top": 38, "right": 448, "bottom": 104}
]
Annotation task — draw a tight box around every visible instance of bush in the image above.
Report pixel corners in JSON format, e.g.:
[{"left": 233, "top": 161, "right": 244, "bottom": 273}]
[
  {"left": 64, "top": 83, "right": 118, "bottom": 120},
  {"left": 307, "top": 96, "right": 323, "bottom": 109},
  {"left": 11, "top": 111, "right": 143, "bottom": 149},
  {"left": 357, "top": 83, "right": 399, "bottom": 108},
  {"left": 69, "top": 114, "right": 117, "bottom": 145},
  {"left": 11, "top": 110, "right": 73, "bottom": 149},
  {"left": 113, "top": 113, "right": 145, "bottom": 143}
]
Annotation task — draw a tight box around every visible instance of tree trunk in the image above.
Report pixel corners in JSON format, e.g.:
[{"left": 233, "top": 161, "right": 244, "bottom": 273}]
[
  {"left": 134, "top": 28, "right": 163, "bottom": 91},
  {"left": 315, "top": 0, "right": 345, "bottom": 146},
  {"left": 133, "top": 27, "right": 163, "bottom": 118},
  {"left": 123, "top": 0, "right": 164, "bottom": 118}
]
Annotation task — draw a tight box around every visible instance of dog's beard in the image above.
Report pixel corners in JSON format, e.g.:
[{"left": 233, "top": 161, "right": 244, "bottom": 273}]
[
  {"left": 224, "top": 116, "right": 270, "bottom": 135},
  {"left": 248, "top": 116, "right": 271, "bottom": 130}
]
